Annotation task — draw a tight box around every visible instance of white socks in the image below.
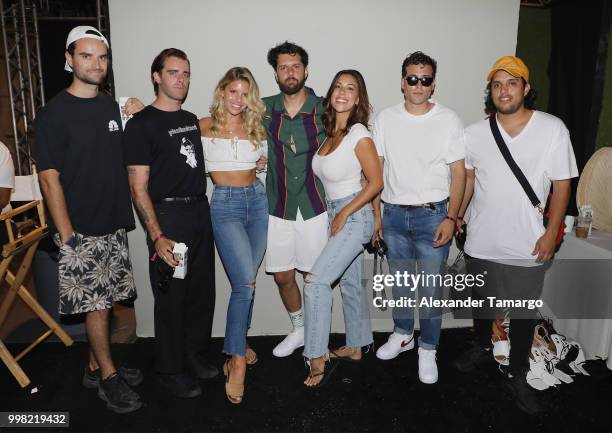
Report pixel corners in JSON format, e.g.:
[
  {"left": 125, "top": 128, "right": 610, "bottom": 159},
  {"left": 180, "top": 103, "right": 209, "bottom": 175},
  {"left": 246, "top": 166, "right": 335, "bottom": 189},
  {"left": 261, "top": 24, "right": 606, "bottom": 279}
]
[{"left": 289, "top": 308, "right": 304, "bottom": 331}]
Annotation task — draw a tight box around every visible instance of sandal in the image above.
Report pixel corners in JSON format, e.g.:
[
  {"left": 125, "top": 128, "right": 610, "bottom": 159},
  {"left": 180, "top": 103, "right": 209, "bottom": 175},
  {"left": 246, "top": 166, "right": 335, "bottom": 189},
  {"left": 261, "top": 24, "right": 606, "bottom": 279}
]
[
  {"left": 223, "top": 359, "right": 244, "bottom": 404},
  {"left": 304, "top": 357, "right": 338, "bottom": 388},
  {"left": 245, "top": 346, "right": 258, "bottom": 365},
  {"left": 329, "top": 346, "right": 362, "bottom": 363}
]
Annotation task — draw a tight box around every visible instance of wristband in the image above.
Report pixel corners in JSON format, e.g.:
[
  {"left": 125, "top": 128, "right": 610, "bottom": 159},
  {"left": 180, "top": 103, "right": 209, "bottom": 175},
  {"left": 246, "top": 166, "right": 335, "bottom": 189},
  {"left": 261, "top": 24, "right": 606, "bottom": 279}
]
[
  {"left": 445, "top": 215, "right": 457, "bottom": 222},
  {"left": 153, "top": 233, "right": 164, "bottom": 244},
  {"left": 457, "top": 216, "right": 464, "bottom": 220}
]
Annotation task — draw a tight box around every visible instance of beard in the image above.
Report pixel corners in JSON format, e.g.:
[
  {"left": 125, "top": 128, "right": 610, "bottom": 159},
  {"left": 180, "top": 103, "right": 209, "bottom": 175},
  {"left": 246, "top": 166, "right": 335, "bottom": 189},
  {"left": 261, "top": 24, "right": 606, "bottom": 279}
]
[
  {"left": 73, "top": 68, "right": 107, "bottom": 86},
  {"left": 495, "top": 103, "right": 521, "bottom": 115},
  {"left": 158, "top": 85, "right": 189, "bottom": 104},
  {"left": 494, "top": 96, "right": 523, "bottom": 115},
  {"left": 278, "top": 76, "right": 306, "bottom": 95}
]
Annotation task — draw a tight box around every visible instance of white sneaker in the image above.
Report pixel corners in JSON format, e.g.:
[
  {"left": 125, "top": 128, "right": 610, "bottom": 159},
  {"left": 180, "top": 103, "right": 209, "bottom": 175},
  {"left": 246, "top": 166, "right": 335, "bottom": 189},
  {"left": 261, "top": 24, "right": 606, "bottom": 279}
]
[
  {"left": 272, "top": 327, "right": 304, "bottom": 357},
  {"left": 418, "top": 347, "right": 438, "bottom": 384},
  {"left": 375, "top": 332, "right": 414, "bottom": 360}
]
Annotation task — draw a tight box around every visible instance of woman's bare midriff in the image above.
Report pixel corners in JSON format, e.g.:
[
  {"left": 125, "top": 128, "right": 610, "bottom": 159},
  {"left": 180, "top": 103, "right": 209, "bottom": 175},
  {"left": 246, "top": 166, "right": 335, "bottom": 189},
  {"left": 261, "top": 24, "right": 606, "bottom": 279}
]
[{"left": 210, "top": 169, "right": 257, "bottom": 186}]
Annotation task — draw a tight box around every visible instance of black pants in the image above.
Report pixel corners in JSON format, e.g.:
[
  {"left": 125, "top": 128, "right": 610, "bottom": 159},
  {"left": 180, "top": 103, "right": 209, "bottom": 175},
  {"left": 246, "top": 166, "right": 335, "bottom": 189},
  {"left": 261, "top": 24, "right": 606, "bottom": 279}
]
[
  {"left": 467, "top": 257, "right": 546, "bottom": 376},
  {"left": 147, "top": 199, "right": 216, "bottom": 374}
]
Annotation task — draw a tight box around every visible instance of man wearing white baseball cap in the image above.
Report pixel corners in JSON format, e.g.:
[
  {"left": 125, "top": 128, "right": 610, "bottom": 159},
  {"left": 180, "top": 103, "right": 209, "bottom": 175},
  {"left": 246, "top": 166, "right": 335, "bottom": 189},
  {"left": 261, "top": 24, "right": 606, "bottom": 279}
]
[
  {"left": 63, "top": 25, "right": 109, "bottom": 72},
  {"left": 35, "top": 25, "right": 143, "bottom": 414}
]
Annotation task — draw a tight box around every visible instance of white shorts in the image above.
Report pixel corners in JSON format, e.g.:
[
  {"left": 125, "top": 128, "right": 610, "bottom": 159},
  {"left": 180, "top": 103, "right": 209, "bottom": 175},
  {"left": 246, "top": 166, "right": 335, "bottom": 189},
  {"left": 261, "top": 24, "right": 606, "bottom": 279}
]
[{"left": 265, "top": 209, "right": 328, "bottom": 273}]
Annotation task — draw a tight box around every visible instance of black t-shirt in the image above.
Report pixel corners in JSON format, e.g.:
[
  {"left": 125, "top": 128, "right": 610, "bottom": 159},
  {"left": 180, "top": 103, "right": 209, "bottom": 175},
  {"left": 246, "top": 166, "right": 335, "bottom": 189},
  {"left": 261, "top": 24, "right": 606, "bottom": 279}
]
[
  {"left": 123, "top": 106, "right": 206, "bottom": 201},
  {"left": 34, "top": 90, "right": 135, "bottom": 236}
]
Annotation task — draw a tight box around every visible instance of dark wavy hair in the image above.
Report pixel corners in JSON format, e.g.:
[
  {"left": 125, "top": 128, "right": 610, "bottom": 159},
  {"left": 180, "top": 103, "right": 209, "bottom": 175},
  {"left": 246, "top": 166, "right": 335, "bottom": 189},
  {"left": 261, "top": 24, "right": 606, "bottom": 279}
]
[
  {"left": 150, "top": 48, "right": 190, "bottom": 95},
  {"left": 322, "top": 69, "right": 372, "bottom": 137},
  {"left": 484, "top": 78, "right": 537, "bottom": 114},
  {"left": 401, "top": 51, "right": 437, "bottom": 78},
  {"left": 267, "top": 41, "right": 309, "bottom": 69}
]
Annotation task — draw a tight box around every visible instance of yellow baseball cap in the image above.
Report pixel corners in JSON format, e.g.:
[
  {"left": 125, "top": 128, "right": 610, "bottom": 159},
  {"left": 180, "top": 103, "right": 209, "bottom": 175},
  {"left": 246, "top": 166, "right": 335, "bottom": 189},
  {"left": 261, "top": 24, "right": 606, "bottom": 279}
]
[{"left": 487, "top": 56, "right": 529, "bottom": 82}]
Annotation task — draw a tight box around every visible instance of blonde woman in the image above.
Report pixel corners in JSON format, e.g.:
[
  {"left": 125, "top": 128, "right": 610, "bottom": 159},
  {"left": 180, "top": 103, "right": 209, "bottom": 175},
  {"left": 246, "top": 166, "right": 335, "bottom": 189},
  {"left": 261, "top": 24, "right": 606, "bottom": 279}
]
[{"left": 199, "top": 67, "right": 267, "bottom": 404}]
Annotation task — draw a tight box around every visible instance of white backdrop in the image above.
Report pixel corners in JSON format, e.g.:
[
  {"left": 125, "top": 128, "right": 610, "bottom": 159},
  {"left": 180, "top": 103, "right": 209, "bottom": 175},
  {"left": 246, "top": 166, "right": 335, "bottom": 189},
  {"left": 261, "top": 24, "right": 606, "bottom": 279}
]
[{"left": 108, "top": 0, "right": 521, "bottom": 338}]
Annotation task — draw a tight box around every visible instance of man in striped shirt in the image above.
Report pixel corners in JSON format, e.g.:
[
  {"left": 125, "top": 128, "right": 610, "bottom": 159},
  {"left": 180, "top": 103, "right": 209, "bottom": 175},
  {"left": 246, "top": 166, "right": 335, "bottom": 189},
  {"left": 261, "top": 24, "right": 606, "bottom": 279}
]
[{"left": 263, "top": 42, "right": 328, "bottom": 357}]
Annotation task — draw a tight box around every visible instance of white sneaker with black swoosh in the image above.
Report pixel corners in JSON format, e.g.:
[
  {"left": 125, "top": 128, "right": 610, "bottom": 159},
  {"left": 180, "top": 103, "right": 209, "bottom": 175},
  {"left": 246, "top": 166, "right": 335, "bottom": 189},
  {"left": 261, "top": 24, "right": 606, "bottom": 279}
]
[{"left": 376, "top": 332, "right": 414, "bottom": 360}]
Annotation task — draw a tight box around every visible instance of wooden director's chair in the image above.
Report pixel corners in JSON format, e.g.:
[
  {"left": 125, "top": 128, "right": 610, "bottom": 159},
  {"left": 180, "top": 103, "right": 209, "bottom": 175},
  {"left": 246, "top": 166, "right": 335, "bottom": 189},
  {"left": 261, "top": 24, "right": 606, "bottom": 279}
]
[{"left": 0, "top": 167, "right": 73, "bottom": 387}]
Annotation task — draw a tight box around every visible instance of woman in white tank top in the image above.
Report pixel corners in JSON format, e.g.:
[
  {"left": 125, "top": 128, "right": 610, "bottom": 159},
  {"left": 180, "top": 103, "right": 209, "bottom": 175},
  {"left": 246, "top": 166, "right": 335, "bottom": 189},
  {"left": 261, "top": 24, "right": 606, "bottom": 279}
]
[
  {"left": 303, "top": 70, "right": 383, "bottom": 387},
  {"left": 199, "top": 67, "right": 267, "bottom": 404}
]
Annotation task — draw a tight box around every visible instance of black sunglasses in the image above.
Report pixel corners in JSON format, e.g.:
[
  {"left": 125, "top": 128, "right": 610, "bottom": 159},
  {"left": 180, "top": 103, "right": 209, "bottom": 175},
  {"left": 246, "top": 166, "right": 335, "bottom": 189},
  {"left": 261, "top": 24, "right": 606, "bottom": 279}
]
[{"left": 404, "top": 75, "right": 434, "bottom": 87}]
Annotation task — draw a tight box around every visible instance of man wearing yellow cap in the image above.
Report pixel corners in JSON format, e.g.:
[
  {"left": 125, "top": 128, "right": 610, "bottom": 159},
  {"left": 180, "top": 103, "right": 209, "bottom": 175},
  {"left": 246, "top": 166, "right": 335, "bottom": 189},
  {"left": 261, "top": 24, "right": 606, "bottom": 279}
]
[{"left": 453, "top": 56, "right": 578, "bottom": 414}]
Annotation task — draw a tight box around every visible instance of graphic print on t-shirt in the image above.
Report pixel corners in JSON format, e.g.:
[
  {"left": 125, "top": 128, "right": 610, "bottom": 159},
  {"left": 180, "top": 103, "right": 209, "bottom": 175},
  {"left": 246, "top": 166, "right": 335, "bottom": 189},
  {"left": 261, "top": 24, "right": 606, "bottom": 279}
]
[
  {"left": 180, "top": 137, "right": 198, "bottom": 168},
  {"left": 108, "top": 120, "right": 119, "bottom": 132}
]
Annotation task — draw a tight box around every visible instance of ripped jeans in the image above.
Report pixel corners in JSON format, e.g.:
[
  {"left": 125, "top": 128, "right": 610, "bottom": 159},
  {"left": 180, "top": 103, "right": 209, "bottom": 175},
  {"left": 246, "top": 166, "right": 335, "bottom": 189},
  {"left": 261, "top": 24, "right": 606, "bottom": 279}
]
[
  {"left": 303, "top": 192, "right": 374, "bottom": 359},
  {"left": 211, "top": 180, "right": 268, "bottom": 356}
]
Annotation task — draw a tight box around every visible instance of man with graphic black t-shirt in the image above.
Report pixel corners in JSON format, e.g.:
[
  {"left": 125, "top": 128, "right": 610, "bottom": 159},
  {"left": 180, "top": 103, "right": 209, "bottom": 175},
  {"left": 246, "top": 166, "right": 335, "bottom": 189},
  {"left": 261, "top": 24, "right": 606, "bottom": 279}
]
[
  {"left": 124, "top": 48, "right": 216, "bottom": 399},
  {"left": 36, "top": 26, "right": 142, "bottom": 414}
]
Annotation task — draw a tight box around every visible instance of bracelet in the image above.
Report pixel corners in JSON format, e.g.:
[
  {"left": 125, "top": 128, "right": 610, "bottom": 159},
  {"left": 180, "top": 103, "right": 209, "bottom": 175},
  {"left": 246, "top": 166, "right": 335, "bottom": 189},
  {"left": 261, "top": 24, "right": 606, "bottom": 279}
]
[
  {"left": 457, "top": 216, "right": 464, "bottom": 220},
  {"left": 445, "top": 215, "right": 457, "bottom": 222},
  {"left": 153, "top": 232, "right": 164, "bottom": 244}
]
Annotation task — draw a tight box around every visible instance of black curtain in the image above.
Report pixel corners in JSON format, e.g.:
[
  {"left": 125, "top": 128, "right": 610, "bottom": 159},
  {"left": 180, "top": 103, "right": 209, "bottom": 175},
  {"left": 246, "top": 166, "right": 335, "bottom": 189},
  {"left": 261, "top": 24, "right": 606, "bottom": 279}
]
[{"left": 547, "top": 0, "right": 612, "bottom": 215}]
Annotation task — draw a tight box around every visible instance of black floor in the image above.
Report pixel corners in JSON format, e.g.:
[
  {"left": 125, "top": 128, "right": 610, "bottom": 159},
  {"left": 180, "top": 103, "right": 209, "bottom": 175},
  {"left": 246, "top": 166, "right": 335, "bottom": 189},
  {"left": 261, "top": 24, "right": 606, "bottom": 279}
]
[{"left": 2, "top": 329, "right": 612, "bottom": 433}]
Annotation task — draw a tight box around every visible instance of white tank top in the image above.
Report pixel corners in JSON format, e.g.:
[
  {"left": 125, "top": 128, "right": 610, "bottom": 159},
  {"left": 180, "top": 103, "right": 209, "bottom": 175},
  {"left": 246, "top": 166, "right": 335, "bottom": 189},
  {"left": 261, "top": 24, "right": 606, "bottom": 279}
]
[
  {"left": 312, "top": 123, "right": 371, "bottom": 200},
  {"left": 201, "top": 136, "right": 266, "bottom": 172}
]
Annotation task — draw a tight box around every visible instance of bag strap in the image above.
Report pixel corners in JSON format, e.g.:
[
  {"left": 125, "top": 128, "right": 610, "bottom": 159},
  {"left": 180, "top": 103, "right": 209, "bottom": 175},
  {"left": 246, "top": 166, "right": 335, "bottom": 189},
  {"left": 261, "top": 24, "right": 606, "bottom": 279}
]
[
  {"left": 488, "top": 115, "right": 544, "bottom": 214},
  {"left": 372, "top": 249, "right": 388, "bottom": 311}
]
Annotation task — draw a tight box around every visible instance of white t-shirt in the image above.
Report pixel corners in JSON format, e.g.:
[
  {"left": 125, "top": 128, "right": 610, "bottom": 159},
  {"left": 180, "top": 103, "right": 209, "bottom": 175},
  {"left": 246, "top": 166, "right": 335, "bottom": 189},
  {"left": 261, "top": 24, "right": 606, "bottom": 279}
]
[
  {"left": 201, "top": 136, "right": 266, "bottom": 172},
  {"left": 0, "top": 142, "right": 14, "bottom": 214},
  {"left": 373, "top": 101, "right": 465, "bottom": 204},
  {"left": 464, "top": 111, "right": 578, "bottom": 264},
  {"left": 312, "top": 123, "right": 371, "bottom": 200}
]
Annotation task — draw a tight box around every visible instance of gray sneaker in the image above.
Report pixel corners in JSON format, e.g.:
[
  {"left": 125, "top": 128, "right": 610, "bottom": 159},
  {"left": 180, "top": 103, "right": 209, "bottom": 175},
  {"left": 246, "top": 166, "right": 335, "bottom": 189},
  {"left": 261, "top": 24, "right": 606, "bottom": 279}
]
[
  {"left": 83, "top": 366, "right": 143, "bottom": 389},
  {"left": 98, "top": 372, "right": 143, "bottom": 414}
]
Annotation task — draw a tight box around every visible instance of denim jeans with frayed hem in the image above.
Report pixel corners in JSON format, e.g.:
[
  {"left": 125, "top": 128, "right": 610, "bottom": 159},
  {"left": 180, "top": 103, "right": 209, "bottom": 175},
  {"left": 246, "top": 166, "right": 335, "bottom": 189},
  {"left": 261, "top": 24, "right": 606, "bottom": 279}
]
[
  {"left": 210, "top": 180, "right": 268, "bottom": 356},
  {"left": 303, "top": 193, "right": 374, "bottom": 359}
]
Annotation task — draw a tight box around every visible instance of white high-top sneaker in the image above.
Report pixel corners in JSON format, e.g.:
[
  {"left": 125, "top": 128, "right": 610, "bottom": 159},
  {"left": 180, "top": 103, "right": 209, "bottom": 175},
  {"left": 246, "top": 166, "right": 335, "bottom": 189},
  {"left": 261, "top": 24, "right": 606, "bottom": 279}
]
[{"left": 272, "top": 327, "right": 304, "bottom": 357}]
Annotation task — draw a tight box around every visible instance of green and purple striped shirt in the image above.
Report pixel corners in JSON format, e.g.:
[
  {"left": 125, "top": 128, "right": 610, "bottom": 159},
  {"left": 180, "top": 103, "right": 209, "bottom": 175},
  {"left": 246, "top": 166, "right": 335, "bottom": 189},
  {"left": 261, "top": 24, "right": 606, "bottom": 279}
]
[{"left": 263, "top": 88, "right": 327, "bottom": 221}]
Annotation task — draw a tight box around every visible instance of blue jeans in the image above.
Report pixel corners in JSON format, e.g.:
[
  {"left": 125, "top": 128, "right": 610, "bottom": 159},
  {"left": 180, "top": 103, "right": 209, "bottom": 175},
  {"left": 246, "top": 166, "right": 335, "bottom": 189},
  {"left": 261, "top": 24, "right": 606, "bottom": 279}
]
[
  {"left": 210, "top": 180, "right": 268, "bottom": 356},
  {"left": 304, "top": 193, "right": 374, "bottom": 359},
  {"left": 382, "top": 200, "right": 450, "bottom": 350}
]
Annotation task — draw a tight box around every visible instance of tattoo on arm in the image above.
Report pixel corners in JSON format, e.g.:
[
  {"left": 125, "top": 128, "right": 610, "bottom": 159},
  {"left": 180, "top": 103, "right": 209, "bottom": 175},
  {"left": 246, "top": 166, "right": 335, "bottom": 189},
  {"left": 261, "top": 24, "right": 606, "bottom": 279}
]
[{"left": 135, "top": 201, "right": 150, "bottom": 223}]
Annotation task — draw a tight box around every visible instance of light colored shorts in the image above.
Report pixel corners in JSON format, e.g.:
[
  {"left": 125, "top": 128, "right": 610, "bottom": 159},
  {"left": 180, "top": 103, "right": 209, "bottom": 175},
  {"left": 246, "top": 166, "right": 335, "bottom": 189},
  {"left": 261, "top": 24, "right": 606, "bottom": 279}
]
[{"left": 265, "top": 209, "right": 328, "bottom": 273}]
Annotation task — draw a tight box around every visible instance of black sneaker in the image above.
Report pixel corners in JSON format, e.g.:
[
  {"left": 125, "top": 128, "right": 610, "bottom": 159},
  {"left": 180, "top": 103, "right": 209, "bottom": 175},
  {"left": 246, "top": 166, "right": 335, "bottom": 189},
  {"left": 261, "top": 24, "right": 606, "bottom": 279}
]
[
  {"left": 98, "top": 372, "right": 142, "bottom": 414},
  {"left": 454, "top": 343, "right": 492, "bottom": 372},
  {"left": 83, "top": 366, "right": 143, "bottom": 389},
  {"left": 186, "top": 352, "right": 219, "bottom": 379},
  {"left": 503, "top": 374, "right": 543, "bottom": 414},
  {"left": 157, "top": 373, "right": 202, "bottom": 398}
]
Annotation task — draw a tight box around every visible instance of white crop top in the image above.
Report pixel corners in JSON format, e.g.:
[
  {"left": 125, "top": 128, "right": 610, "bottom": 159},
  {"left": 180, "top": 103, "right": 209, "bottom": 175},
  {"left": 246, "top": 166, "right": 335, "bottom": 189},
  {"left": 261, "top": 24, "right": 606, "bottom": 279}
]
[
  {"left": 201, "top": 136, "right": 267, "bottom": 172},
  {"left": 312, "top": 123, "right": 371, "bottom": 200}
]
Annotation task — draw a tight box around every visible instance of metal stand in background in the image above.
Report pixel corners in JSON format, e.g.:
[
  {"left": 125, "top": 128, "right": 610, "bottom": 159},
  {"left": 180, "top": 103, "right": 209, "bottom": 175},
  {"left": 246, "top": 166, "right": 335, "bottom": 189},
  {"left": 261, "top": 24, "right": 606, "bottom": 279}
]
[
  {"left": 0, "top": 0, "right": 44, "bottom": 176},
  {"left": 0, "top": 0, "right": 112, "bottom": 175}
]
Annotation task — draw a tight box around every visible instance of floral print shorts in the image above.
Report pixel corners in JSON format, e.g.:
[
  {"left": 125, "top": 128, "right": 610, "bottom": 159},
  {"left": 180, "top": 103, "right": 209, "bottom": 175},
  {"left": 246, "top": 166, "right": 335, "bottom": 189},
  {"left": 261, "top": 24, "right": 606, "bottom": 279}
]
[{"left": 56, "top": 229, "right": 136, "bottom": 315}]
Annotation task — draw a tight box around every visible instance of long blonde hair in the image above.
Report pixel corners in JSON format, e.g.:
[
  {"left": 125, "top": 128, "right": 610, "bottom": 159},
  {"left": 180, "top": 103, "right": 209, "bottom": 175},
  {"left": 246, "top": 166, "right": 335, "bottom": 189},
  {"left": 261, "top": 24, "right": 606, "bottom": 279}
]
[{"left": 209, "top": 67, "right": 267, "bottom": 148}]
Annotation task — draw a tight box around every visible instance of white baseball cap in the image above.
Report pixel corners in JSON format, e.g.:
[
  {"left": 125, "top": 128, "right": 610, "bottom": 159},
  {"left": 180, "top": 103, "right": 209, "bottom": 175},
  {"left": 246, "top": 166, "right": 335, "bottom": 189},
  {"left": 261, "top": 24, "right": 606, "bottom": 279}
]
[{"left": 64, "top": 25, "right": 109, "bottom": 72}]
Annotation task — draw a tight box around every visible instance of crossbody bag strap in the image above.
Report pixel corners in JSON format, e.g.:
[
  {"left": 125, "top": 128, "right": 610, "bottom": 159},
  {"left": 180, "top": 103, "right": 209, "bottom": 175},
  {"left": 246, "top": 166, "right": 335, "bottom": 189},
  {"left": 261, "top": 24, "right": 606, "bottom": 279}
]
[{"left": 488, "top": 115, "right": 544, "bottom": 213}]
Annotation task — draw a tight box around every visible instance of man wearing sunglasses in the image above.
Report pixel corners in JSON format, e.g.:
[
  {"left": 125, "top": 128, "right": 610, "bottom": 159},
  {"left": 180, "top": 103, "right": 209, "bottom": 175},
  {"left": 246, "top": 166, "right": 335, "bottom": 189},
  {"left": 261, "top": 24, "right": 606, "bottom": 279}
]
[{"left": 372, "top": 51, "right": 466, "bottom": 384}]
